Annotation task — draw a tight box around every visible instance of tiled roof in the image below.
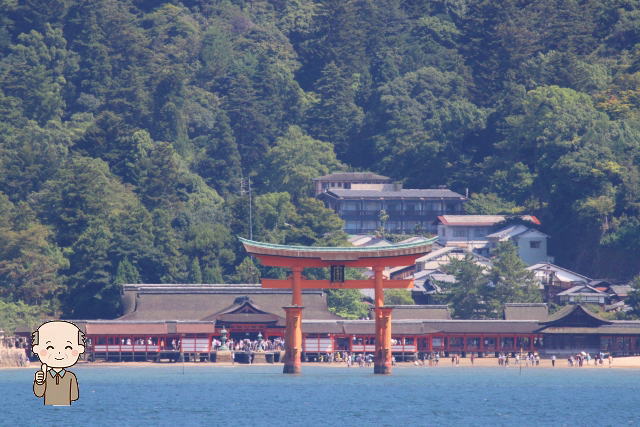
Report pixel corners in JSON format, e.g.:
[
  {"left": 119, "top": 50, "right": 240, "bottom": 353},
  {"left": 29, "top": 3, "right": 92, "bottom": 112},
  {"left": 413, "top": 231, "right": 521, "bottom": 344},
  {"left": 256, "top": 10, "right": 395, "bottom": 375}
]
[
  {"left": 486, "top": 225, "right": 548, "bottom": 239},
  {"left": 541, "top": 304, "right": 611, "bottom": 326},
  {"left": 426, "top": 320, "right": 540, "bottom": 334},
  {"left": 504, "top": 303, "right": 548, "bottom": 321},
  {"left": 386, "top": 305, "right": 451, "bottom": 320},
  {"left": 85, "top": 322, "right": 168, "bottom": 335},
  {"left": 118, "top": 287, "right": 339, "bottom": 321},
  {"left": 437, "top": 215, "right": 541, "bottom": 226},
  {"left": 327, "top": 188, "right": 465, "bottom": 199},
  {"left": 556, "top": 285, "right": 607, "bottom": 296},
  {"left": 609, "top": 285, "right": 633, "bottom": 296},
  {"left": 527, "top": 263, "right": 592, "bottom": 283},
  {"left": 541, "top": 326, "right": 640, "bottom": 334},
  {"left": 314, "top": 172, "right": 391, "bottom": 182}
]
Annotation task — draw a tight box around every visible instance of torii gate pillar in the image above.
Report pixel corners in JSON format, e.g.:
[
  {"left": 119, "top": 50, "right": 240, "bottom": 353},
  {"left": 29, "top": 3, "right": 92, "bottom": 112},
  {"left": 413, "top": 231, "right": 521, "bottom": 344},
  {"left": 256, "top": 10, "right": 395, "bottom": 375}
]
[
  {"left": 373, "top": 265, "right": 393, "bottom": 374},
  {"left": 283, "top": 266, "right": 303, "bottom": 374},
  {"left": 374, "top": 307, "right": 393, "bottom": 374},
  {"left": 283, "top": 306, "right": 303, "bottom": 374}
]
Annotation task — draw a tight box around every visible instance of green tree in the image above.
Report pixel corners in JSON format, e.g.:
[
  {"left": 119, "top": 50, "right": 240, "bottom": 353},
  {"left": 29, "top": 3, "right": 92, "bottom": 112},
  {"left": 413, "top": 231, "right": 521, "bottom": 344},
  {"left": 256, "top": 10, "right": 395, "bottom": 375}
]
[
  {"left": 0, "top": 24, "right": 78, "bottom": 124},
  {"left": 64, "top": 221, "right": 120, "bottom": 319},
  {"left": 625, "top": 276, "right": 640, "bottom": 319},
  {"left": 0, "top": 223, "right": 67, "bottom": 305},
  {"left": 0, "top": 300, "right": 50, "bottom": 335},
  {"left": 0, "top": 120, "right": 72, "bottom": 201},
  {"left": 440, "top": 254, "right": 491, "bottom": 319},
  {"left": 307, "top": 62, "right": 364, "bottom": 158},
  {"left": 152, "top": 69, "right": 188, "bottom": 151},
  {"left": 368, "top": 66, "right": 486, "bottom": 185},
  {"left": 384, "top": 289, "right": 414, "bottom": 305},
  {"left": 464, "top": 193, "right": 522, "bottom": 215},
  {"left": 190, "top": 107, "right": 242, "bottom": 196},
  {"left": 326, "top": 289, "right": 369, "bottom": 319},
  {"left": 230, "top": 257, "right": 260, "bottom": 284},
  {"left": 262, "top": 125, "right": 344, "bottom": 199},
  {"left": 33, "top": 156, "right": 142, "bottom": 247},
  {"left": 114, "top": 258, "right": 141, "bottom": 285},
  {"left": 488, "top": 242, "right": 542, "bottom": 315},
  {"left": 188, "top": 257, "right": 203, "bottom": 284},
  {"left": 202, "top": 261, "right": 223, "bottom": 284},
  {"left": 252, "top": 192, "right": 298, "bottom": 244},
  {"left": 286, "top": 197, "right": 347, "bottom": 246}
]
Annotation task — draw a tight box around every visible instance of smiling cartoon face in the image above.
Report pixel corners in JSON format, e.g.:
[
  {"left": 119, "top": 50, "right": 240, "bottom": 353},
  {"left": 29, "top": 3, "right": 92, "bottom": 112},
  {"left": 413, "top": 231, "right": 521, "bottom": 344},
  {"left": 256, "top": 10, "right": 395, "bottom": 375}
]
[{"left": 32, "top": 321, "right": 85, "bottom": 369}]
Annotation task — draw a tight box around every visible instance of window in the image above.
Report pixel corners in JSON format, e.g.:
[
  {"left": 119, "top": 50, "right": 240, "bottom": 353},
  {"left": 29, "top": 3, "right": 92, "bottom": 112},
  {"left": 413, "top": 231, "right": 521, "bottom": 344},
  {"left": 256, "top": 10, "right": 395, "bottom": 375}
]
[
  {"left": 467, "top": 337, "right": 480, "bottom": 347},
  {"left": 386, "top": 221, "right": 401, "bottom": 232},
  {"left": 405, "top": 221, "right": 420, "bottom": 233},
  {"left": 345, "top": 221, "right": 359, "bottom": 232},
  {"left": 344, "top": 183, "right": 351, "bottom": 189},
  {"left": 445, "top": 202, "right": 459, "bottom": 213},
  {"left": 404, "top": 202, "right": 419, "bottom": 213},
  {"left": 363, "top": 201, "right": 381, "bottom": 211},
  {"left": 362, "top": 220, "right": 377, "bottom": 230},
  {"left": 474, "top": 227, "right": 487, "bottom": 237},
  {"left": 343, "top": 201, "right": 359, "bottom": 211},
  {"left": 453, "top": 228, "right": 467, "bottom": 237},
  {"left": 385, "top": 202, "right": 401, "bottom": 212},
  {"left": 424, "top": 201, "right": 440, "bottom": 212},
  {"left": 530, "top": 240, "right": 541, "bottom": 249}
]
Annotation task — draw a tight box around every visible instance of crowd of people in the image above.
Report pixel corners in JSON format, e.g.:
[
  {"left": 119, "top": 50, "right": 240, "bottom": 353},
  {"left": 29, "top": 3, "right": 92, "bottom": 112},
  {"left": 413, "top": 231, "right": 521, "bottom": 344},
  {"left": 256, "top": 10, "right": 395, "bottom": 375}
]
[
  {"left": 210, "top": 338, "right": 285, "bottom": 352},
  {"left": 566, "top": 352, "right": 612, "bottom": 367}
]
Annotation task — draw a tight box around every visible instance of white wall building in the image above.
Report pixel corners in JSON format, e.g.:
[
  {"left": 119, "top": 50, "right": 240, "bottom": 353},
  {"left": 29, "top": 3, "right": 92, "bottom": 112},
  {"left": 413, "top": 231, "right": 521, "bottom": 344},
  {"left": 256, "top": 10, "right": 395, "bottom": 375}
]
[{"left": 436, "top": 215, "right": 550, "bottom": 265}]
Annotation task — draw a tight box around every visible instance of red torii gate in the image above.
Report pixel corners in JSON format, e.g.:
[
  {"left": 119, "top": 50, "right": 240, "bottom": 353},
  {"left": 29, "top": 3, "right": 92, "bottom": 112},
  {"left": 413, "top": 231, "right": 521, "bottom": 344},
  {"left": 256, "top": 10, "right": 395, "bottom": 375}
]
[{"left": 239, "top": 237, "right": 436, "bottom": 374}]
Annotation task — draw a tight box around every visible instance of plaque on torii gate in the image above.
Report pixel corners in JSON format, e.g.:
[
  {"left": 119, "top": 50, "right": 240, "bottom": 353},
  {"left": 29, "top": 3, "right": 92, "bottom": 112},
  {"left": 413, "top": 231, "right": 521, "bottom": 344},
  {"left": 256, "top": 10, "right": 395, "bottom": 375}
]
[{"left": 239, "top": 237, "right": 436, "bottom": 374}]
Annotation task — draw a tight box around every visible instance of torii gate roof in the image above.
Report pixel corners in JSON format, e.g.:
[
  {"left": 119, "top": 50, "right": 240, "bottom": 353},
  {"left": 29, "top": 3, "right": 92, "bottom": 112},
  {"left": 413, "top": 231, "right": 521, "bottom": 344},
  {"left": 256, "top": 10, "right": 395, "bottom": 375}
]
[{"left": 239, "top": 237, "right": 437, "bottom": 266}]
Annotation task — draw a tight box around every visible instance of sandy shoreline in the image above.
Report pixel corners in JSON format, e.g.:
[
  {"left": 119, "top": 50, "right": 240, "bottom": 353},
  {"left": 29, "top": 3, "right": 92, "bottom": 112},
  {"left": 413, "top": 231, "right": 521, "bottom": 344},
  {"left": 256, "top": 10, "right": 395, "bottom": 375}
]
[{"left": 4, "top": 356, "right": 640, "bottom": 370}]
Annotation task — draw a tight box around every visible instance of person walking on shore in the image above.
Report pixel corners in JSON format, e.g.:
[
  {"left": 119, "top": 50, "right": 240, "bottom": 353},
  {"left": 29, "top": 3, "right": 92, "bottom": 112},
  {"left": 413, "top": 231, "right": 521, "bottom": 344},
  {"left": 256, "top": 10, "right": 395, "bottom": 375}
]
[{"left": 551, "top": 355, "right": 556, "bottom": 367}]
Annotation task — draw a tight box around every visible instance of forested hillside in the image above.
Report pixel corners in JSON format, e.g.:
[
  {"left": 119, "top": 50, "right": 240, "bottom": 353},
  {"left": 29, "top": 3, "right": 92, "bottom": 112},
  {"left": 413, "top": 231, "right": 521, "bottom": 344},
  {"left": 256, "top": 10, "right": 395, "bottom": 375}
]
[{"left": 1, "top": 0, "right": 639, "bottom": 321}]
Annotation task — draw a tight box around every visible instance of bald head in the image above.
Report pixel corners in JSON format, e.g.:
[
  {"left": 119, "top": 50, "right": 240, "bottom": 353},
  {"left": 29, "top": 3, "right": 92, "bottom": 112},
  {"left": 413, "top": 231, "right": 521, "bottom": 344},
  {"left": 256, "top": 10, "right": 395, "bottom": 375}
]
[{"left": 32, "top": 321, "right": 85, "bottom": 369}]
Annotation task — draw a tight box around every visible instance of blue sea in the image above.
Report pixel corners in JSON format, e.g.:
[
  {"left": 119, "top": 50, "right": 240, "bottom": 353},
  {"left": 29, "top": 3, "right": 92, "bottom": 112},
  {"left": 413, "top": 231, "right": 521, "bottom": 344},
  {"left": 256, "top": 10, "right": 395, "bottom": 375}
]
[{"left": 2, "top": 365, "right": 639, "bottom": 426}]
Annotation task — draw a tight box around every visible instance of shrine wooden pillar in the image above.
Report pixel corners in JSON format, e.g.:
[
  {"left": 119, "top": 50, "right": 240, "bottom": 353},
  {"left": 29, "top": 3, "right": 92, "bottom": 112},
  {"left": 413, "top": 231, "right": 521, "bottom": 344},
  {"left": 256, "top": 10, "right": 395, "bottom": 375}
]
[{"left": 374, "top": 266, "right": 392, "bottom": 374}]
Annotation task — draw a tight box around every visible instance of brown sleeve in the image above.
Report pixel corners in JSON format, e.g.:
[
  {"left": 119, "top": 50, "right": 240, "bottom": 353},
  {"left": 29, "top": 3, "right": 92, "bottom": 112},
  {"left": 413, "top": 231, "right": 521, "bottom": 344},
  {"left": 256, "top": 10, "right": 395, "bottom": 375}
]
[
  {"left": 70, "top": 373, "right": 79, "bottom": 401},
  {"left": 33, "top": 378, "right": 46, "bottom": 398}
]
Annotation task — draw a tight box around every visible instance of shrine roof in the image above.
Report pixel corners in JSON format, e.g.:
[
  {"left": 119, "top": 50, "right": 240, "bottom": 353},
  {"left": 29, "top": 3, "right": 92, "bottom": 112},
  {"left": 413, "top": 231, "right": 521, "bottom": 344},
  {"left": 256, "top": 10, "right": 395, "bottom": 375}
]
[{"left": 239, "top": 237, "right": 437, "bottom": 261}]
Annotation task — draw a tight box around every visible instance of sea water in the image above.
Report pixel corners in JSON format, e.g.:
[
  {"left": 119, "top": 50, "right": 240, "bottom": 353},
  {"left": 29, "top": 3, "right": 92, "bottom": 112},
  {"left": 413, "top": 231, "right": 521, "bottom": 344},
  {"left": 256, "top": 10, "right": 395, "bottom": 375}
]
[{"left": 2, "top": 365, "right": 639, "bottom": 426}]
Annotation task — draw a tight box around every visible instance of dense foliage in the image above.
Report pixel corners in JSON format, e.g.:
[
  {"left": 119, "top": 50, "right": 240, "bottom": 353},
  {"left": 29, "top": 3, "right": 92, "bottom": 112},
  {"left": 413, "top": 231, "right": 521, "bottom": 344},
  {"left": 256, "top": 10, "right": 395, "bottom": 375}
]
[
  {"left": 439, "top": 242, "right": 542, "bottom": 319},
  {"left": 1, "top": 0, "right": 640, "bottom": 321}
]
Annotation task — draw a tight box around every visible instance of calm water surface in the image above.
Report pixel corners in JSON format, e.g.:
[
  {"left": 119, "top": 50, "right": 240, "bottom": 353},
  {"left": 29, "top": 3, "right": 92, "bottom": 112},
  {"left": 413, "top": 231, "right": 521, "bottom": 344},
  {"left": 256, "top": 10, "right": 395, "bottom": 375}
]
[{"left": 2, "top": 365, "right": 639, "bottom": 426}]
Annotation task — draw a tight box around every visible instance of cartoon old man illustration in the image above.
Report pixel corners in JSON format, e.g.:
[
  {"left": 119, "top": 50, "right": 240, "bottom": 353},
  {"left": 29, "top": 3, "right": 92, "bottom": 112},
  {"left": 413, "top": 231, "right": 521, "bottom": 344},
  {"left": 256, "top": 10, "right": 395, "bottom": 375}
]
[{"left": 32, "top": 321, "right": 85, "bottom": 405}]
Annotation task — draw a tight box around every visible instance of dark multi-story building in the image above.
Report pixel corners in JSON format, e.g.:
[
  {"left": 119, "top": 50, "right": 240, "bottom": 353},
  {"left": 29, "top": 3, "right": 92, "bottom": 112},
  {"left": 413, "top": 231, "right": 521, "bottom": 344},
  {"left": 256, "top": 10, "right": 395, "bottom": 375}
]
[{"left": 315, "top": 173, "right": 466, "bottom": 234}]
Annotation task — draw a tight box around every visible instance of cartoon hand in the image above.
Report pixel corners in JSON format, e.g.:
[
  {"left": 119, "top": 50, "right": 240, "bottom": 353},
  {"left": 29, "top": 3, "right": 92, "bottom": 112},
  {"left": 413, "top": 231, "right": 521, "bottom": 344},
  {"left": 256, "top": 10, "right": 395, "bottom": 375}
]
[{"left": 35, "top": 363, "right": 47, "bottom": 384}]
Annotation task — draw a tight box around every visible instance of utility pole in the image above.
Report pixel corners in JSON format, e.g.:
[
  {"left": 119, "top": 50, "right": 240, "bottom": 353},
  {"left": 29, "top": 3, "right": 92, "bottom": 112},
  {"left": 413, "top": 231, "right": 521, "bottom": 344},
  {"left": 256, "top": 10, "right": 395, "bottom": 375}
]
[{"left": 240, "top": 176, "right": 253, "bottom": 240}]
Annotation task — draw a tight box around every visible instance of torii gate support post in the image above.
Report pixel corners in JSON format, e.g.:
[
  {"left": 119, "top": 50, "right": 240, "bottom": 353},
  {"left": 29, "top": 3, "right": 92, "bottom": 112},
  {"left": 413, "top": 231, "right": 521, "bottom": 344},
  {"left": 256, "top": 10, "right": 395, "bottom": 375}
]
[
  {"left": 283, "top": 266, "right": 304, "bottom": 374},
  {"left": 373, "top": 266, "right": 393, "bottom": 375},
  {"left": 283, "top": 306, "right": 303, "bottom": 374}
]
